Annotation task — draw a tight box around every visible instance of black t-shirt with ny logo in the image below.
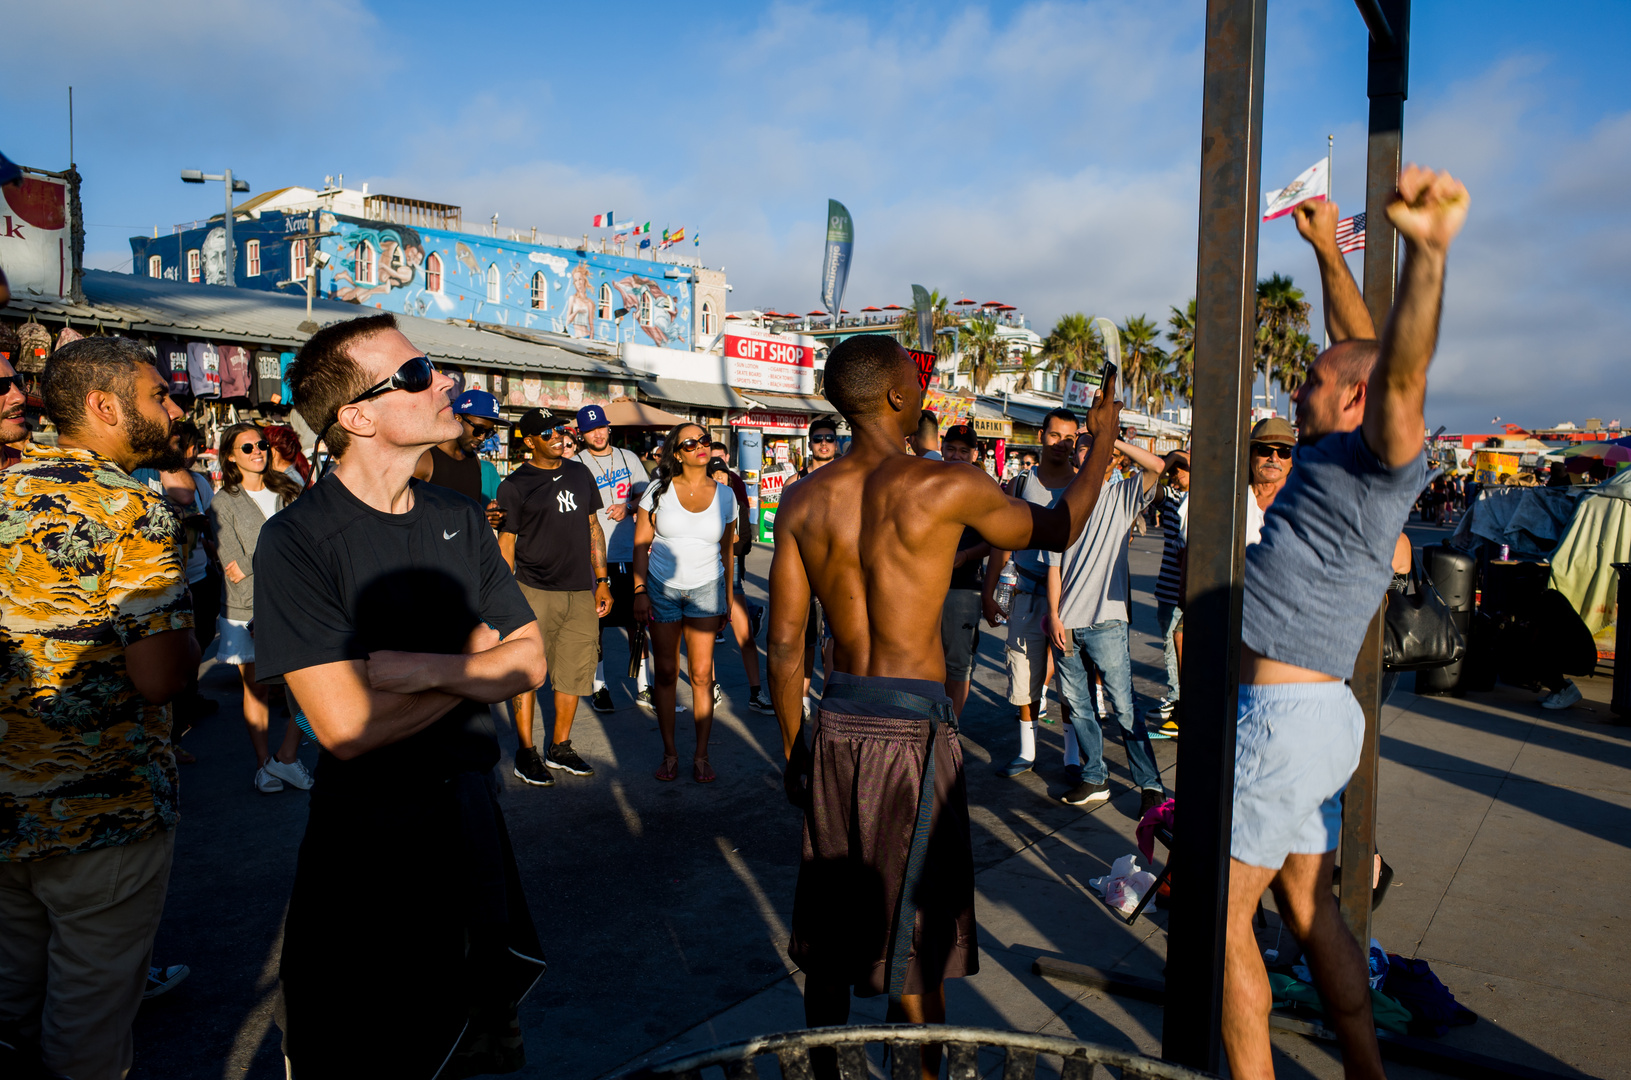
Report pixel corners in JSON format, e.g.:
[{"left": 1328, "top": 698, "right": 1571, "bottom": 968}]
[{"left": 495, "top": 458, "right": 604, "bottom": 592}]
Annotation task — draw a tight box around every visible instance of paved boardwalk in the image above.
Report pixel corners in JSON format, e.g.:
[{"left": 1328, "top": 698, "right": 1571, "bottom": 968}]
[{"left": 130, "top": 529, "right": 1629, "bottom": 1079}]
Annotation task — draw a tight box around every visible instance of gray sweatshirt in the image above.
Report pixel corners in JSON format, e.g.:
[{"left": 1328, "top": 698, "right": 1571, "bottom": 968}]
[{"left": 208, "top": 485, "right": 289, "bottom": 621}]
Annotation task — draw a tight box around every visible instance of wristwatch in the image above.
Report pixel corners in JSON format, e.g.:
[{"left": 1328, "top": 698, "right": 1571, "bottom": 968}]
[{"left": 596, "top": 576, "right": 612, "bottom": 584}]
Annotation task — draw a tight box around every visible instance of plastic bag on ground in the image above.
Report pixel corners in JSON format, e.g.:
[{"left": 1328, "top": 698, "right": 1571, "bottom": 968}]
[{"left": 1088, "top": 854, "right": 1157, "bottom": 915}]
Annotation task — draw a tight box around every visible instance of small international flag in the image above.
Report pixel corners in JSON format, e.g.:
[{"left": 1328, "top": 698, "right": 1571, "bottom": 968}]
[
  {"left": 639, "top": 237, "right": 651, "bottom": 250},
  {"left": 660, "top": 226, "right": 685, "bottom": 249},
  {"left": 592, "top": 212, "right": 615, "bottom": 228},
  {"left": 1335, "top": 213, "right": 1366, "bottom": 254}
]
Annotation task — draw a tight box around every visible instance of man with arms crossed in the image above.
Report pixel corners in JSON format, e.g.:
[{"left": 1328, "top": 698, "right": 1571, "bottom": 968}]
[
  {"left": 1224, "top": 167, "right": 1468, "bottom": 1079},
  {"left": 255, "top": 315, "right": 549, "bottom": 1076},
  {"left": 768, "top": 335, "right": 1121, "bottom": 1076}
]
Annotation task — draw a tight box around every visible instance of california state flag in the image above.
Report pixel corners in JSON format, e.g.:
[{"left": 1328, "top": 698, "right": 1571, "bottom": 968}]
[{"left": 1262, "top": 159, "right": 1329, "bottom": 221}]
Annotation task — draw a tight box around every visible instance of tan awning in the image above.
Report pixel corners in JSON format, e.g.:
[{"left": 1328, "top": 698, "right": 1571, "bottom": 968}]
[{"left": 604, "top": 398, "right": 687, "bottom": 428}]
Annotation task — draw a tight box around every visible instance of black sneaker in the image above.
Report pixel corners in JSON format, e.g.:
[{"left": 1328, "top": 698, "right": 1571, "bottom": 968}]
[
  {"left": 143, "top": 963, "right": 190, "bottom": 999},
  {"left": 748, "top": 689, "right": 775, "bottom": 713},
  {"left": 513, "top": 747, "right": 554, "bottom": 787},
  {"left": 1139, "top": 788, "right": 1167, "bottom": 822},
  {"left": 590, "top": 687, "right": 615, "bottom": 713},
  {"left": 1060, "top": 780, "right": 1110, "bottom": 806},
  {"left": 545, "top": 740, "right": 594, "bottom": 776}
]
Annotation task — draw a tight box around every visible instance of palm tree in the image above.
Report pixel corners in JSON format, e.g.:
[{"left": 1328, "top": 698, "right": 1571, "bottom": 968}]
[
  {"left": 1165, "top": 299, "right": 1196, "bottom": 408},
  {"left": 1120, "top": 315, "right": 1166, "bottom": 415},
  {"left": 893, "top": 289, "right": 959, "bottom": 357},
  {"left": 958, "top": 315, "right": 1004, "bottom": 392},
  {"left": 1255, "top": 273, "right": 1311, "bottom": 414}
]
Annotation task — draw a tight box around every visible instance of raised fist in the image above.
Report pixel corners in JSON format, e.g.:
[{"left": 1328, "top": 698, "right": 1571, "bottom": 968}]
[
  {"left": 1292, "top": 198, "right": 1342, "bottom": 251},
  {"left": 1386, "top": 165, "right": 1470, "bottom": 254}
]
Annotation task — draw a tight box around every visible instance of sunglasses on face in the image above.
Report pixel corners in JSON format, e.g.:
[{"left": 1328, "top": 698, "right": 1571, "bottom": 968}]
[
  {"left": 348, "top": 355, "right": 436, "bottom": 405},
  {"left": 810, "top": 434, "right": 837, "bottom": 444},
  {"left": 0, "top": 376, "right": 21, "bottom": 396},
  {"left": 677, "top": 437, "right": 708, "bottom": 452},
  {"left": 465, "top": 422, "right": 496, "bottom": 438},
  {"left": 237, "top": 440, "right": 269, "bottom": 454},
  {"left": 1252, "top": 444, "right": 1293, "bottom": 459}
]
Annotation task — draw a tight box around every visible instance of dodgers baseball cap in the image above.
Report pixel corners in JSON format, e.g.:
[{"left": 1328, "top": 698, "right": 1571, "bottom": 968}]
[
  {"left": 453, "top": 388, "right": 500, "bottom": 421},
  {"left": 514, "top": 408, "right": 574, "bottom": 438},
  {"left": 576, "top": 403, "right": 611, "bottom": 432}
]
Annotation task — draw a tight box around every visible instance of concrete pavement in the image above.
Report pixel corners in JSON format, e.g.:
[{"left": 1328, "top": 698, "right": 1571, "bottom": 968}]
[{"left": 129, "top": 529, "right": 1630, "bottom": 1078}]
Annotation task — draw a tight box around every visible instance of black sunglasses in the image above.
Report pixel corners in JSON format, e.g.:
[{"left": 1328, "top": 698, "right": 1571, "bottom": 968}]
[
  {"left": 0, "top": 376, "right": 21, "bottom": 396},
  {"left": 237, "top": 440, "right": 269, "bottom": 454},
  {"left": 349, "top": 355, "right": 436, "bottom": 405},
  {"left": 810, "top": 434, "right": 837, "bottom": 444},
  {"left": 1252, "top": 443, "right": 1293, "bottom": 459},
  {"left": 464, "top": 421, "right": 496, "bottom": 437},
  {"left": 676, "top": 437, "right": 708, "bottom": 452}
]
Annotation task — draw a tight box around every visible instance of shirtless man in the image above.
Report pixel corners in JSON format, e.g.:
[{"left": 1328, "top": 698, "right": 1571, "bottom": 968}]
[
  {"left": 1225, "top": 166, "right": 1468, "bottom": 1079},
  {"left": 768, "top": 334, "right": 1121, "bottom": 1074}
]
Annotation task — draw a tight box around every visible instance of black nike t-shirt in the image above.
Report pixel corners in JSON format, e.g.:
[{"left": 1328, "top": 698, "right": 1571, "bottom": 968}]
[
  {"left": 495, "top": 459, "right": 603, "bottom": 592},
  {"left": 253, "top": 473, "right": 534, "bottom": 787}
]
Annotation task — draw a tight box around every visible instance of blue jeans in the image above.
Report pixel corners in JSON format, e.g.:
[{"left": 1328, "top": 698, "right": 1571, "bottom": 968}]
[
  {"left": 1052, "top": 620, "right": 1164, "bottom": 792},
  {"left": 1156, "top": 601, "right": 1182, "bottom": 702}
]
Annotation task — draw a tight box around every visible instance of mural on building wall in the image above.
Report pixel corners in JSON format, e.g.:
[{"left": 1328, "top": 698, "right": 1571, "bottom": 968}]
[{"left": 130, "top": 210, "right": 693, "bottom": 350}]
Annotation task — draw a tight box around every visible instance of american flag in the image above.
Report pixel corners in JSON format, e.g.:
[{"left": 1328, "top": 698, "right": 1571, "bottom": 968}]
[{"left": 1335, "top": 213, "right": 1366, "bottom": 254}]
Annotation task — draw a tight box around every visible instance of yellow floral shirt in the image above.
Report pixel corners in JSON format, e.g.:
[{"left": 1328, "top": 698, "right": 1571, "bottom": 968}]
[{"left": 0, "top": 443, "right": 194, "bottom": 861}]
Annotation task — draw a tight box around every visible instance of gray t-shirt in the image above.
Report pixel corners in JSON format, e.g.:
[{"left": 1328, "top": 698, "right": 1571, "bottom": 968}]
[
  {"left": 1044, "top": 475, "right": 1154, "bottom": 629},
  {"left": 578, "top": 446, "right": 648, "bottom": 563},
  {"left": 1242, "top": 429, "right": 1427, "bottom": 678},
  {"left": 1009, "top": 468, "right": 1070, "bottom": 594}
]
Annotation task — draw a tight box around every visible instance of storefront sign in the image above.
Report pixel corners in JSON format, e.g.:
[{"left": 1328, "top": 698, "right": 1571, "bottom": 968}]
[
  {"left": 923, "top": 388, "right": 974, "bottom": 424},
  {"left": 1062, "top": 368, "right": 1102, "bottom": 410},
  {"left": 0, "top": 171, "right": 73, "bottom": 300},
  {"left": 730, "top": 409, "right": 809, "bottom": 434},
  {"left": 908, "top": 348, "right": 936, "bottom": 391},
  {"left": 973, "top": 417, "right": 1012, "bottom": 439},
  {"left": 725, "top": 332, "right": 816, "bottom": 394}
]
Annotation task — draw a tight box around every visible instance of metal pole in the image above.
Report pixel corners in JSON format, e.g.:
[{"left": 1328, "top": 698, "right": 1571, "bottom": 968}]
[
  {"left": 1339, "top": 0, "right": 1410, "bottom": 950},
  {"left": 1162, "top": 0, "right": 1267, "bottom": 1071},
  {"left": 224, "top": 168, "right": 236, "bottom": 287}
]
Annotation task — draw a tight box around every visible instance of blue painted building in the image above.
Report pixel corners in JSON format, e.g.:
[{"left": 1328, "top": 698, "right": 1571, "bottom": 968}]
[{"left": 130, "top": 207, "right": 724, "bottom": 351}]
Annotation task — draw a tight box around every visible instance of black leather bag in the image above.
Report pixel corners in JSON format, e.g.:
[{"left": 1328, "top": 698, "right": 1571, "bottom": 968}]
[{"left": 1383, "top": 558, "right": 1467, "bottom": 671}]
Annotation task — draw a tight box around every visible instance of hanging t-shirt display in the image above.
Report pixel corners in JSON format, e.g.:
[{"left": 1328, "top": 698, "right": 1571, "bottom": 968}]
[
  {"left": 158, "top": 340, "right": 191, "bottom": 398},
  {"left": 219, "top": 345, "right": 252, "bottom": 399},
  {"left": 186, "top": 342, "right": 221, "bottom": 398},
  {"left": 254, "top": 350, "right": 286, "bottom": 406},
  {"left": 280, "top": 352, "right": 297, "bottom": 406}
]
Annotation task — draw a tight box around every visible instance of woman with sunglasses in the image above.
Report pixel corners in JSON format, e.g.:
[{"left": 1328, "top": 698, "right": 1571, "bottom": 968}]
[
  {"left": 208, "top": 422, "right": 312, "bottom": 794},
  {"left": 633, "top": 423, "right": 739, "bottom": 782}
]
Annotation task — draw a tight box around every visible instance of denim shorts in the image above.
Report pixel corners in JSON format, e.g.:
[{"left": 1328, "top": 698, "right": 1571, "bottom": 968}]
[
  {"left": 649, "top": 575, "right": 728, "bottom": 622},
  {"left": 1232, "top": 681, "right": 1365, "bottom": 869}
]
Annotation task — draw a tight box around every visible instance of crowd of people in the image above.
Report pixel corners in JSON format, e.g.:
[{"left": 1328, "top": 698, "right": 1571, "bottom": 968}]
[{"left": 0, "top": 162, "right": 1470, "bottom": 1080}]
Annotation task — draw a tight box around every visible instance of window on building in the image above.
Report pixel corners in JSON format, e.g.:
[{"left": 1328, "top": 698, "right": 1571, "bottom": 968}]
[
  {"left": 486, "top": 263, "right": 500, "bottom": 303},
  {"left": 291, "top": 241, "right": 308, "bottom": 280},
  {"left": 187, "top": 249, "right": 201, "bottom": 283},
  {"left": 245, "top": 240, "right": 261, "bottom": 277},
  {"left": 425, "top": 252, "right": 442, "bottom": 293},
  {"left": 639, "top": 292, "right": 653, "bottom": 326},
  {"left": 531, "top": 271, "right": 547, "bottom": 309},
  {"left": 148, "top": 254, "right": 163, "bottom": 279},
  {"left": 598, "top": 283, "right": 613, "bottom": 319},
  {"left": 701, "top": 300, "right": 715, "bottom": 336},
  {"left": 356, "top": 241, "right": 376, "bottom": 285}
]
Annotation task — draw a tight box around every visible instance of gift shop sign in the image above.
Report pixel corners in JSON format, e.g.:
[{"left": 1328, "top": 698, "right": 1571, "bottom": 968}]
[
  {"left": 0, "top": 172, "right": 74, "bottom": 300},
  {"left": 725, "top": 333, "right": 815, "bottom": 395}
]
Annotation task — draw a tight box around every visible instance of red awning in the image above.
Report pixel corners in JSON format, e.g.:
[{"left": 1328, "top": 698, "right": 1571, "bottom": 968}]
[
  {"left": 954, "top": 298, "right": 975, "bottom": 305},
  {"left": 861, "top": 306, "right": 881, "bottom": 312},
  {"left": 883, "top": 303, "right": 905, "bottom": 310}
]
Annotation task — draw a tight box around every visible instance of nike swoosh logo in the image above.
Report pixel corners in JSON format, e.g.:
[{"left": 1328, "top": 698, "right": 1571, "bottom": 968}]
[{"left": 443, "top": 530, "right": 459, "bottom": 539}]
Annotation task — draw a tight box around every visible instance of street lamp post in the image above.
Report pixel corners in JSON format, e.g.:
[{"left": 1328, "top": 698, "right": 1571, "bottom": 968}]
[{"left": 180, "top": 168, "right": 250, "bottom": 285}]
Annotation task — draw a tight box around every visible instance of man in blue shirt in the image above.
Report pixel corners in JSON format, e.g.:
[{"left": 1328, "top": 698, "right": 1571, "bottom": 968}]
[{"left": 1222, "top": 167, "right": 1469, "bottom": 1080}]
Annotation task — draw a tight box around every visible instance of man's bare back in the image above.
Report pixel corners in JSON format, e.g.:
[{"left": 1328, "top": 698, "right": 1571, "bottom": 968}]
[{"left": 767, "top": 340, "right": 1123, "bottom": 756}]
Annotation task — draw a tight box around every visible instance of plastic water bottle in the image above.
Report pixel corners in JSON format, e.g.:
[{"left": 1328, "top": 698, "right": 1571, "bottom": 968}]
[{"left": 995, "top": 562, "right": 1019, "bottom": 621}]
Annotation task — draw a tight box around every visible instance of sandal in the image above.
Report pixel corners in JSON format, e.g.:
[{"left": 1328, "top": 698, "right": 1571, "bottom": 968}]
[
  {"left": 693, "top": 758, "right": 716, "bottom": 784},
  {"left": 655, "top": 755, "right": 679, "bottom": 782}
]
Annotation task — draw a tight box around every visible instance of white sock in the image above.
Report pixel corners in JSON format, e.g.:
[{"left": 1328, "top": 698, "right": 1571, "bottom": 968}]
[
  {"left": 1018, "top": 719, "right": 1036, "bottom": 761},
  {"left": 593, "top": 660, "right": 606, "bottom": 692},
  {"left": 638, "top": 656, "right": 650, "bottom": 691},
  {"left": 1063, "top": 724, "right": 1081, "bottom": 767},
  {"left": 803, "top": 695, "right": 813, "bottom": 716}
]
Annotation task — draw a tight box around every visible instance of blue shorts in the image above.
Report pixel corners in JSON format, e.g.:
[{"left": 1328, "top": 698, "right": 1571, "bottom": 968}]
[
  {"left": 1232, "top": 681, "right": 1365, "bottom": 869},
  {"left": 649, "top": 575, "right": 728, "bottom": 622}
]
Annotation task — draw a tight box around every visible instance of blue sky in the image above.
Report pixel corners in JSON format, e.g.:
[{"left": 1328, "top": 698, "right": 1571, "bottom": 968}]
[{"left": 8, "top": 0, "right": 1628, "bottom": 432}]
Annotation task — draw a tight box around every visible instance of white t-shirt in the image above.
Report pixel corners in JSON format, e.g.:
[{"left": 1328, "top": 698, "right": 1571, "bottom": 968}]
[
  {"left": 247, "top": 485, "right": 281, "bottom": 523},
  {"left": 639, "top": 480, "right": 738, "bottom": 589},
  {"left": 1246, "top": 493, "right": 1265, "bottom": 547}
]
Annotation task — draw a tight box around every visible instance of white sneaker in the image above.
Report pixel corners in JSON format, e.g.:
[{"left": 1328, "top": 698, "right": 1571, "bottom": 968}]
[
  {"left": 254, "top": 765, "right": 284, "bottom": 794},
  {"left": 263, "top": 757, "right": 315, "bottom": 790},
  {"left": 1540, "top": 681, "right": 1582, "bottom": 710}
]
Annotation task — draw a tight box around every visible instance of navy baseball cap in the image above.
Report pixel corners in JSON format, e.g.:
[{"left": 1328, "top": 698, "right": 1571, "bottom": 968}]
[
  {"left": 576, "top": 403, "right": 611, "bottom": 432},
  {"left": 453, "top": 388, "right": 500, "bottom": 421}
]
